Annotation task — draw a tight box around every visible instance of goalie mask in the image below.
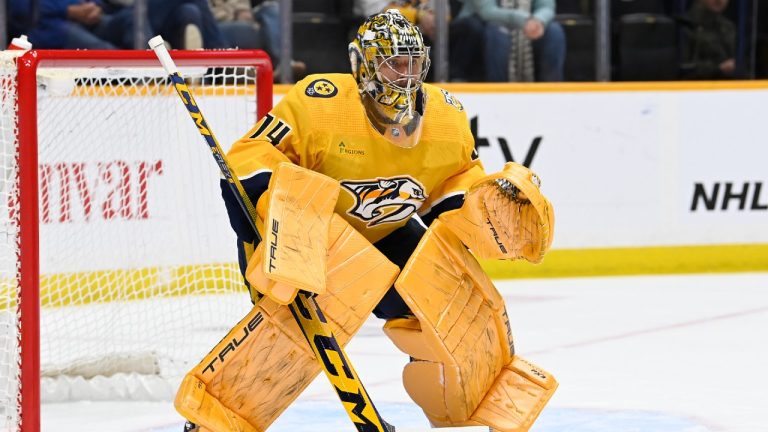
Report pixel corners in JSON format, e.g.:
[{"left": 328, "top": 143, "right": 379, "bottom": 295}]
[{"left": 349, "top": 9, "right": 431, "bottom": 148}]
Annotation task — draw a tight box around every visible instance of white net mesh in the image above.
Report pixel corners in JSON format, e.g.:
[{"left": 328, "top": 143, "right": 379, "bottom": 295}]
[
  {"left": 0, "top": 52, "right": 266, "bottom": 430},
  {"left": 0, "top": 51, "right": 22, "bottom": 431}
]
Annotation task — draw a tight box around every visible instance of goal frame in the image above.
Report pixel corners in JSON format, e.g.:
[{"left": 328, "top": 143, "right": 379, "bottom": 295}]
[{"left": 13, "top": 48, "right": 273, "bottom": 432}]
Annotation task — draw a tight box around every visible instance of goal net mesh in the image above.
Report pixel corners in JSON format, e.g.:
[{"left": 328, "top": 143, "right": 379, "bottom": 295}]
[{"left": 0, "top": 52, "right": 263, "bottom": 429}]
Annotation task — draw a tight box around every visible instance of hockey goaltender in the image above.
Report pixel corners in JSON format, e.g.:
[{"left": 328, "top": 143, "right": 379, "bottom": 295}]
[{"left": 174, "top": 9, "right": 557, "bottom": 432}]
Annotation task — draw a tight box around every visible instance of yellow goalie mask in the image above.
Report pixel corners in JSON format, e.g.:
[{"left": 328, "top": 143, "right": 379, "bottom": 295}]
[{"left": 349, "top": 9, "right": 431, "bottom": 148}]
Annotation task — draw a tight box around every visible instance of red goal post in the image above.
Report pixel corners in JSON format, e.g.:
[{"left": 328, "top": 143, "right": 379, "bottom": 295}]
[{"left": 2, "top": 49, "right": 272, "bottom": 432}]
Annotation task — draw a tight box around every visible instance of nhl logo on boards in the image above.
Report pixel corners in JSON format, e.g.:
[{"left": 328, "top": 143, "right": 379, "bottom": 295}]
[{"left": 305, "top": 78, "right": 338, "bottom": 98}]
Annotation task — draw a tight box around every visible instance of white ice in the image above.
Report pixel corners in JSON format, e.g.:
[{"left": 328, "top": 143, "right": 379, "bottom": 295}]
[{"left": 40, "top": 273, "right": 768, "bottom": 432}]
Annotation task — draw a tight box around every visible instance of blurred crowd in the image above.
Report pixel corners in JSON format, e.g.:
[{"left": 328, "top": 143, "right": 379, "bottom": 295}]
[{"left": 5, "top": 0, "right": 767, "bottom": 81}]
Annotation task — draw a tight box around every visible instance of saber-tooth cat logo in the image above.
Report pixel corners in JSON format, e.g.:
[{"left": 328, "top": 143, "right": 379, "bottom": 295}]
[{"left": 341, "top": 176, "right": 426, "bottom": 227}]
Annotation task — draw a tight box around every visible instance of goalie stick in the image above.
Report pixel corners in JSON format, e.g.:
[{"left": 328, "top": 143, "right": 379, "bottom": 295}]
[{"left": 149, "top": 36, "right": 394, "bottom": 432}]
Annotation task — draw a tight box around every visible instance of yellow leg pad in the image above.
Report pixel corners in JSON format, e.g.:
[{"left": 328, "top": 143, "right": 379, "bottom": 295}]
[
  {"left": 175, "top": 374, "right": 257, "bottom": 432},
  {"left": 176, "top": 215, "right": 399, "bottom": 431},
  {"left": 389, "top": 220, "right": 556, "bottom": 431},
  {"left": 174, "top": 301, "right": 315, "bottom": 431},
  {"left": 469, "top": 356, "right": 558, "bottom": 432}
]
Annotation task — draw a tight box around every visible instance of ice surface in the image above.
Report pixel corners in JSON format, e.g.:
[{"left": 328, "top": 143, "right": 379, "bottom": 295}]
[{"left": 40, "top": 273, "right": 768, "bottom": 432}]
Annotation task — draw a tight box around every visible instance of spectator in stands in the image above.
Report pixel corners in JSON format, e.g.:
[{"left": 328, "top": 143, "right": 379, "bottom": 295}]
[
  {"left": 208, "top": 0, "right": 306, "bottom": 78},
  {"left": 446, "top": 2, "right": 494, "bottom": 81},
  {"left": 106, "top": 0, "right": 227, "bottom": 49},
  {"left": 15, "top": 0, "right": 138, "bottom": 49},
  {"left": 210, "top": 0, "right": 263, "bottom": 48},
  {"left": 352, "top": 1, "right": 485, "bottom": 82},
  {"left": 456, "top": 0, "right": 566, "bottom": 82},
  {"left": 7, "top": 0, "right": 36, "bottom": 39},
  {"left": 145, "top": 0, "right": 229, "bottom": 49},
  {"left": 680, "top": 0, "right": 736, "bottom": 80},
  {"left": 353, "top": 0, "right": 399, "bottom": 18},
  {"left": 411, "top": 1, "right": 492, "bottom": 82}
]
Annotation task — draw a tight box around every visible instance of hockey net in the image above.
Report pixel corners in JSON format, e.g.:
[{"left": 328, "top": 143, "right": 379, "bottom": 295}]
[{"left": 0, "top": 49, "right": 272, "bottom": 431}]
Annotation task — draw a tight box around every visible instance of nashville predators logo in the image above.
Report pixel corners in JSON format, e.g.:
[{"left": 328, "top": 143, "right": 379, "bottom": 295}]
[
  {"left": 305, "top": 79, "right": 338, "bottom": 98},
  {"left": 440, "top": 89, "right": 464, "bottom": 111},
  {"left": 341, "top": 176, "right": 426, "bottom": 227}
]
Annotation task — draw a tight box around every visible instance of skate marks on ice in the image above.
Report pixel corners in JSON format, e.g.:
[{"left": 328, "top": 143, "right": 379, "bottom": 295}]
[
  {"left": 262, "top": 401, "right": 711, "bottom": 432},
  {"left": 142, "top": 401, "right": 710, "bottom": 432},
  {"left": 40, "top": 273, "right": 768, "bottom": 432}
]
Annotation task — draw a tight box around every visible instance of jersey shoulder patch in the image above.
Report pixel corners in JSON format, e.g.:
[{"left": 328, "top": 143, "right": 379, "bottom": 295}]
[
  {"left": 305, "top": 78, "right": 338, "bottom": 98},
  {"left": 438, "top": 88, "right": 464, "bottom": 112}
]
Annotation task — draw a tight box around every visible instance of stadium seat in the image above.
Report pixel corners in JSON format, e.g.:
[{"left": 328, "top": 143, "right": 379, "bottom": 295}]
[
  {"left": 616, "top": 13, "right": 678, "bottom": 80},
  {"left": 292, "top": 0, "right": 337, "bottom": 14},
  {"left": 612, "top": 0, "right": 664, "bottom": 17},
  {"left": 557, "top": 14, "right": 596, "bottom": 81},
  {"left": 293, "top": 13, "right": 351, "bottom": 75},
  {"left": 758, "top": 2, "right": 768, "bottom": 78},
  {"left": 557, "top": 0, "right": 591, "bottom": 15}
]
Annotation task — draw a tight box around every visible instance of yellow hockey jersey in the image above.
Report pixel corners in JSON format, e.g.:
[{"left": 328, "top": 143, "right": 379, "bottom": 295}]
[{"left": 227, "top": 73, "right": 486, "bottom": 244}]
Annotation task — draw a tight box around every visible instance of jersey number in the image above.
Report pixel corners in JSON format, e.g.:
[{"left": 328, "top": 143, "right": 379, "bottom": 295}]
[{"left": 249, "top": 113, "right": 292, "bottom": 146}]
